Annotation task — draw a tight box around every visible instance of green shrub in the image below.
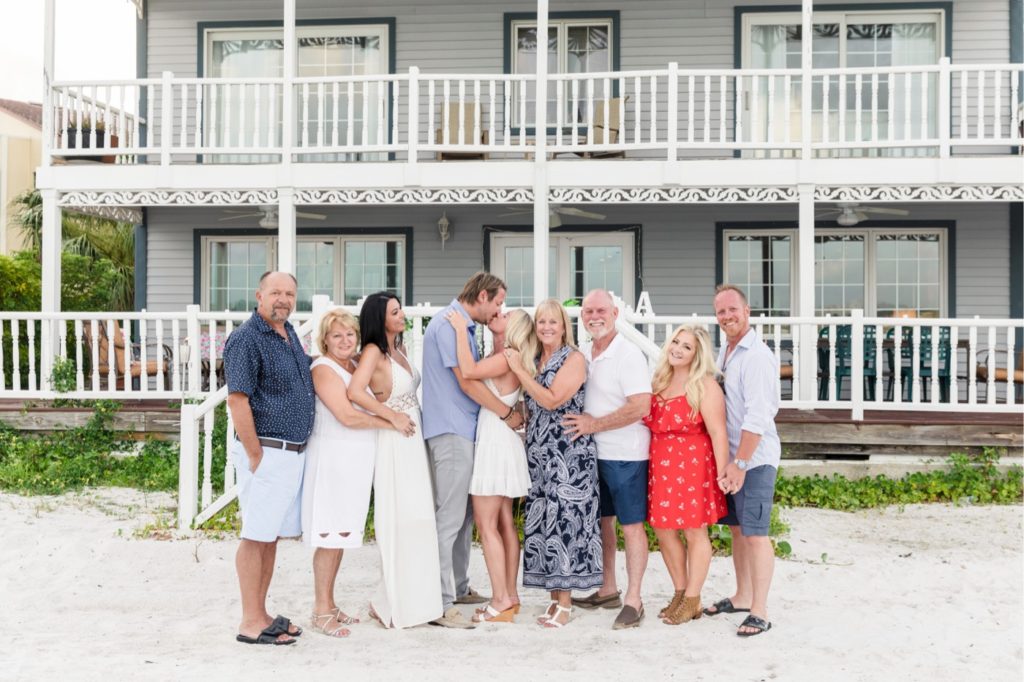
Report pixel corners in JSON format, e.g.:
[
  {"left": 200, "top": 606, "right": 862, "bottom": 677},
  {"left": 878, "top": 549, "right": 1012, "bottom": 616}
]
[{"left": 775, "top": 448, "right": 1022, "bottom": 510}]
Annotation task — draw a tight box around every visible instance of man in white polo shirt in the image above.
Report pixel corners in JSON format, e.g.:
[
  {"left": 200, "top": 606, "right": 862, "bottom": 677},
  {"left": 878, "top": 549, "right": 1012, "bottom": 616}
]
[{"left": 564, "top": 289, "right": 652, "bottom": 630}]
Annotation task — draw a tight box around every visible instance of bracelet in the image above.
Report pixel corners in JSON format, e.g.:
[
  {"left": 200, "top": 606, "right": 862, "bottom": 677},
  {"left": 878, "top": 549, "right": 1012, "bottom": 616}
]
[{"left": 501, "top": 405, "right": 516, "bottom": 421}]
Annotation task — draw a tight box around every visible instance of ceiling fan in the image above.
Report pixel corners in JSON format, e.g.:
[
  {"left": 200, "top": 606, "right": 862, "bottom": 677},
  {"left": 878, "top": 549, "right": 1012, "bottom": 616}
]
[
  {"left": 220, "top": 206, "right": 327, "bottom": 229},
  {"left": 498, "top": 204, "right": 606, "bottom": 228},
  {"left": 817, "top": 202, "right": 909, "bottom": 227}
]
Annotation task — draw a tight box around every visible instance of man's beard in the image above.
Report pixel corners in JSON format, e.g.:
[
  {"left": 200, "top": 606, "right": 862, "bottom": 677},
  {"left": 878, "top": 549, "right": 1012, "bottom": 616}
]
[{"left": 269, "top": 305, "right": 292, "bottom": 322}]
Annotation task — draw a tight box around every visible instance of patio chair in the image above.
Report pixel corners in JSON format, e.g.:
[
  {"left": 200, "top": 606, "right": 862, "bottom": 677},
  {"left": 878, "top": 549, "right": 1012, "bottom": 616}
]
[
  {"left": 436, "top": 102, "right": 488, "bottom": 160},
  {"left": 975, "top": 349, "right": 1024, "bottom": 402},
  {"left": 82, "top": 321, "right": 172, "bottom": 390},
  {"left": 817, "top": 325, "right": 878, "bottom": 400},
  {"left": 885, "top": 325, "right": 951, "bottom": 402},
  {"left": 576, "top": 97, "right": 627, "bottom": 159}
]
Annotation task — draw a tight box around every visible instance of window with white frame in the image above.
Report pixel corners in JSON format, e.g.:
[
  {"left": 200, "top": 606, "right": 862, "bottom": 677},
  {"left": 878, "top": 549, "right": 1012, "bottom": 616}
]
[
  {"left": 202, "top": 234, "right": 405, "bottom": 311},
  {"left": 489, "top": 231, "right": 635, "bottom": 307},
  {"left": 203, "top": 23, "right": 390, "bottom": 159},
  {"left": 741, "top": 9, "right": 943, "bottom": 153},
  {"left": 723, "top": 228, "right": 947, "bottom": 318},
  {"left": 509, "top": 16, "right": 615, "bottom": 127}
]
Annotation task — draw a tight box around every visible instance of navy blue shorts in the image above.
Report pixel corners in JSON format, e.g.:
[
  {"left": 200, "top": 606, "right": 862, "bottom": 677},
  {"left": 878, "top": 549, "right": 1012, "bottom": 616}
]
[
  {"left": 719, "top": 464, "right": 777, "bottom": 537},
  {"left": 597, "top": 459, "right": 649, "bottom": 525}
]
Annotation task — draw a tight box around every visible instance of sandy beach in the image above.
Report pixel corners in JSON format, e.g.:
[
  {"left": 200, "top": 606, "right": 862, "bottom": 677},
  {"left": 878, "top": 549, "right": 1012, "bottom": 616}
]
[{"left": 2, "top": 488, "right": 1021, "bottom": 681}]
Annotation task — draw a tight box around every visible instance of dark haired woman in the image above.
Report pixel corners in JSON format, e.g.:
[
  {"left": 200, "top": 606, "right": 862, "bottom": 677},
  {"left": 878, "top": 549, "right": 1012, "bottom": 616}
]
[{"left": 348, "top": 292, "right": 443, "bottom": 628}]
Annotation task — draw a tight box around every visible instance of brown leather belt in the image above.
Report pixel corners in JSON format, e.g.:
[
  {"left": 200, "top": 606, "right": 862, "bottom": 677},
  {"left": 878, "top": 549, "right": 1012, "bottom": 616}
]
[{"left": 255, "top": 436, "right": 307, "bottom": 453}]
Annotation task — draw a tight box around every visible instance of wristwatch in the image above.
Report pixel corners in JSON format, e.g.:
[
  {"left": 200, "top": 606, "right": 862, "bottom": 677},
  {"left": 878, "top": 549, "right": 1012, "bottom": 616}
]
[{"left": 734, "top": 458, "right": 750, "bottom": 472}]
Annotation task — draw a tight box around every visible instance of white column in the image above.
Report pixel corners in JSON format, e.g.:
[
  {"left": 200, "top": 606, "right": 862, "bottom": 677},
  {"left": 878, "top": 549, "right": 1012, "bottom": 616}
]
[
  {"left": 281, "top": 0, "right": 296, "bottom": 167},
  {"left": 42, "top": 0, "right": 55, "bottom": 167},
  {"left": 797, "top": 183, "right": 817, "bottom": 403},
  {"left": 800, "top": 0, "right": 813, "bottom": 162},
  {"left": 40, "top": 189, "right": 62, "bottom": 387},
  {"left": 277, "top": 187, "right": 296, "bottom": 274},
  {"left": 532, "top": 0, "right": 550, "bottom": 303}
]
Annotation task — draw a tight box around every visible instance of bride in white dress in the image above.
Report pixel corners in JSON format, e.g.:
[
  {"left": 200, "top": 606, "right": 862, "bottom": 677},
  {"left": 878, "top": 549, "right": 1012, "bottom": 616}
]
[
  {"left": 444, "top": 308, "right": 536, "bottom": 623},
  {"left": 348, "top": 292, "right": 443, "bottom": 629}
]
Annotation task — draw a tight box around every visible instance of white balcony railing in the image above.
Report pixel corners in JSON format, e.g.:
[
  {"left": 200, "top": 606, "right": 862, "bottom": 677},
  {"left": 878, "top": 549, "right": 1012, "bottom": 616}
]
[{"left": 45, "top": 60, "right": 1024, "bottom": 166}]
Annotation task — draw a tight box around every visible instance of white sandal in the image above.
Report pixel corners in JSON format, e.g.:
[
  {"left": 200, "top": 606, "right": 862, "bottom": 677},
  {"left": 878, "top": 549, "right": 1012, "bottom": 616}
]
[
  {"left": 539, "top": 604, "right": 572, "bottom": 628},
  {"left": 311, "top": 612, "right": 351, "bottom": 638}
]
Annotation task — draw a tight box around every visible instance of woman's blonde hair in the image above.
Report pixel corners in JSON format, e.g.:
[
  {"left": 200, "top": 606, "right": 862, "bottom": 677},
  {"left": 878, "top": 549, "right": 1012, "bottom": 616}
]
[
  {"left": 534, "top": 298, "right": 576, "bottom": 350},
  {"left": 651, "top": 324, "right": 719, "bottom": 419},
  {"left": 503, "top": 308, "right": 538, "bottom": 376},
  {"left": 317, "top": 309, "right": 360, "bottom": 355}
]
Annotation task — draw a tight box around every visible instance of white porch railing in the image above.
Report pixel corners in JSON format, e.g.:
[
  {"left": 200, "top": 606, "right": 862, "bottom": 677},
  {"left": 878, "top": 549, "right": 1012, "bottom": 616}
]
[
  {"left": 0, "top": 307, "right": 311, "bottom": 400},
  {"left": 620, "top": 308, "right": 1024, "bottom": 417},
  {"left": 45, "top": 60, "right": 1024, "bottom": 165}
]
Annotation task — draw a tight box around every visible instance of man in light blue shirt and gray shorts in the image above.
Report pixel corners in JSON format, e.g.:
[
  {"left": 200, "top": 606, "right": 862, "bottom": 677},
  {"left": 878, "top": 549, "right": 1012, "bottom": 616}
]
[
  {"left": 421, "top": 272, "right": 522, "bottom": 628},
  {"left": 704, "top": 284, "right": 781, "bottom": 638}
]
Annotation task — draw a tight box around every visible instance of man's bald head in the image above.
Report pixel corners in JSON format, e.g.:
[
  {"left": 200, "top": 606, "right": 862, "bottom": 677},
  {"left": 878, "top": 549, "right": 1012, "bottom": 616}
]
[{"left": 255, "top": 271, "right": 297, "bottom": 324}]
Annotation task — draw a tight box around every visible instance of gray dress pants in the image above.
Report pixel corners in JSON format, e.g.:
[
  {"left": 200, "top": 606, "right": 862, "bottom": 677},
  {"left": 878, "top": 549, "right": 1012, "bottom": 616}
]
[{"left": 426, "top": 433, "right": 475, "bottom": 610}]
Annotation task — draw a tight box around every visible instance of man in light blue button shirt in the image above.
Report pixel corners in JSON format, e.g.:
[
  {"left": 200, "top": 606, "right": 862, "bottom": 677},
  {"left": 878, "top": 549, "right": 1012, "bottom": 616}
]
[
  {"left": 703, "top": 284, "right": 780, "bottom": 638},
  {"left": 421, "top": 272, "right": 522, "bottom": 627}
]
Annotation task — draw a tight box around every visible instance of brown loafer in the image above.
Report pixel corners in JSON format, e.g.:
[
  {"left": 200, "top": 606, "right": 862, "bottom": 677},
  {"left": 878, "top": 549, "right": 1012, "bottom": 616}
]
[
  {"left": 454, "top": 587, "right": 489, "bottom": 605},
  {"left": 571, "top": 590, "right": 622, "bottom": 610},
  {"left": 612, "top": 604, "right": 645, "bottom": 630}
]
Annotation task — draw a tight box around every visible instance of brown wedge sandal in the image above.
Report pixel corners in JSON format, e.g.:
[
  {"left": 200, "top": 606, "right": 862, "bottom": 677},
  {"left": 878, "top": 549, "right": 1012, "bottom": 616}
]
[
  {"left": 658, "top": 590, "right": 684, "bottom": 619},
  {"left": 662, "top": 595, "right": 703, "bottom": 625}
]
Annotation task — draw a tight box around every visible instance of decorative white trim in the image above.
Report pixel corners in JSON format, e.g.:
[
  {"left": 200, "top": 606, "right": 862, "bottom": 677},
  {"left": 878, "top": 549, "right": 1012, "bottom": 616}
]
[
  {"left": 63, "top": 205, "right": 143, "bottom": 224},
  {"left": 550, "top": 187, "right": 799, "bottom": 202},
  {"left": 58, "top": 190, "right": 278, "bottom": 207},
  {"left": 296, "top": 188, "right": 534, "bottom": 204},
  {"left": 55, "top": 185, "right": 1024, "bottom": 208},
  {"left": 816, "top": 185, "right": 1024, "bottom": 202}
]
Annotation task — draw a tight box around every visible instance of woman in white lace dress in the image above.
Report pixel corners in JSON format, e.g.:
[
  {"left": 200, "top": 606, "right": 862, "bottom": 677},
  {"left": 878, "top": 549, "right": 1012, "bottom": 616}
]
[
  {"left": 445, "top": 308, "right": 536, "bottom": 623},
  {"left": 302, "top": 309, "right": 397, "bottom": 638},
  {"left": 347, "top": 292, "right": 443, "bottom": 629}
]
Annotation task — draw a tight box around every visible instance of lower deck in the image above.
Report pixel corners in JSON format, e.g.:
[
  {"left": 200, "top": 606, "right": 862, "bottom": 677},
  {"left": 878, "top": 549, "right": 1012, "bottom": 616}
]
[{"left": 4, "top": 400, "right": 1019, "bottom": 458}]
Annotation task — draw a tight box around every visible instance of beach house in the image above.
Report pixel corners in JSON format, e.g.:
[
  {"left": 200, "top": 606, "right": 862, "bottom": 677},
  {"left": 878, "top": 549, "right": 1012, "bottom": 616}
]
[{"left": 4, "top": 0, "right": 1021, "bottom": 527}]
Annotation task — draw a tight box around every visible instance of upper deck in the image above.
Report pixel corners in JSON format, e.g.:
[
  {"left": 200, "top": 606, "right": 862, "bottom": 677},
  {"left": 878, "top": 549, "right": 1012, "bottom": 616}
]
[{"left": 36, "top": 0, "right": 1024, "bottom": 196}]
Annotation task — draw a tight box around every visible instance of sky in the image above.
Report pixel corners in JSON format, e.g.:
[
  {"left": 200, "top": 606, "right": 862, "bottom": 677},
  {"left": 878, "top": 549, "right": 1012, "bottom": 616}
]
[{"left": 0, "top": 0, "right": 137, "bottom": 103}]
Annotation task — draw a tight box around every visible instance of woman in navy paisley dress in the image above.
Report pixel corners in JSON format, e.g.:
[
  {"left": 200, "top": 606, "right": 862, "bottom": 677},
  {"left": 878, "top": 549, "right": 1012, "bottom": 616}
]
[{"left": 505, "top": 299, "right": 601, "bottom": 628}]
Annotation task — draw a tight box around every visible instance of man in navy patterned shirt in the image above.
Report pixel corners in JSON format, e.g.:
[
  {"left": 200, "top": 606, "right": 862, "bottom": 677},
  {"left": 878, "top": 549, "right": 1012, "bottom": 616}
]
[{"left": 224, "top": 271, "right": 315, "bottom": 645}]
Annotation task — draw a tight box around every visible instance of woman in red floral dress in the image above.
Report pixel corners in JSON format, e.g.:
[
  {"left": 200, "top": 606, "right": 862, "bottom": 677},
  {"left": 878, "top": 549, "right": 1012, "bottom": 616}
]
[{"left": 643, "top": 324, "right": 728, "bottom": 626}]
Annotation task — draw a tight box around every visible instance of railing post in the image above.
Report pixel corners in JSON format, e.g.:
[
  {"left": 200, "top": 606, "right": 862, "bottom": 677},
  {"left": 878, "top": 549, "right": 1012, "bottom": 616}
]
[
  {"left": 851, "top": 309, "right": 864, "bottom": 421},
  {"left": 178, "top": 403, "right": 199, "bottom": 531},
  {"left": 666, "top": 62, "right": 678, "bottom": 163},
  {"left": 407, "top": 66, "right": 420, "bottom": 169},
  {"left": 39, "top": 189, "right": 61, "bottom": 390},
  {"left": 938, "top": 57, "right": 951, "bottom": 158},
  {"left": 800, "top": 0, "right": 813, "bottom": 161},
  {"left": 160, "top": 71, "right": 173, "bottom": 166},
  {"left": 310, "top": 294, "right": 331, "bottom": 358},
  {"left": 186, "top": 304, "right": 201, "bottom": 395}
]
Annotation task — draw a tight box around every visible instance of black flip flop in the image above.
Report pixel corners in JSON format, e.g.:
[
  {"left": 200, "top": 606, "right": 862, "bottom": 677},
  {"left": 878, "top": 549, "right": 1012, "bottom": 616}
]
[
  {"left": 271, "top": 614, "right": 303, "bottom": 637},
  {"left": 736, "top": 614, "right": 772, "bottom": 637},
  {"left": 236, "top": 619, "right": 297, "bottom": 646},
  {"left": 703, "top": 598, "right": 751, "bottom": 617}
]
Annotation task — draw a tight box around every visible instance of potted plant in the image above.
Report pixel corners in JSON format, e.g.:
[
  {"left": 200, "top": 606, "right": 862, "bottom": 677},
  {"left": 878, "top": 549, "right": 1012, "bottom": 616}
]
[
  {"left": 65, "top": 116, "right": 118, "bottom": 162},
  {"left": 67, "top": 116, "right": 105, "bottom": 150}
]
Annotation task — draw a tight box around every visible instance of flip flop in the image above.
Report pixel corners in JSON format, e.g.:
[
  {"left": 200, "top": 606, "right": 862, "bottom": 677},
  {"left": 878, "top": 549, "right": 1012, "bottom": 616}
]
[
  {"left": 737, "top": 614, "right": 772, "bottom": 637},
  {"left": 236, "top": 618, "right": 297, "bottom": 645},
  {"left": 268, "top": 615, "right": 302, "bottom": 637},
  {"left": 703, "top": 598, "right": 751, "bottom": 617}
]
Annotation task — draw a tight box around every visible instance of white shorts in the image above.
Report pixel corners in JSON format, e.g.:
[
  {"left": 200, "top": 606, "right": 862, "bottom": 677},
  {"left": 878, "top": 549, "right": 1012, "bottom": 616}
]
[{"left": 232, "top": 438, "right": 305, "bottom": 542}]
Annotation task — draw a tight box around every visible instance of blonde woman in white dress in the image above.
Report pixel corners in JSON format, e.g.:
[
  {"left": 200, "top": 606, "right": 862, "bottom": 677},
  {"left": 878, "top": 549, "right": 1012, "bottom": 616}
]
[
  {"left": 348, "top": 292, "right": 443, "bottom": 629},
  {"left": 445, "top": 308, "right": 536, "bottom": 623},
  {"left": 302, "top": 310, "right": 397, "bottom": 638}
]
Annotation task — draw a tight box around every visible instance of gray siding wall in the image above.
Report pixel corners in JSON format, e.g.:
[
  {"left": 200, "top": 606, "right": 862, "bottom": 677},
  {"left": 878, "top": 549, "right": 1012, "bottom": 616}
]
[
  {"left": 147, "top": 0, "right": 1011, "bottom": 79},
  {"left": 145, "top": 202, "right": 1013, "bottom": 319}
]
